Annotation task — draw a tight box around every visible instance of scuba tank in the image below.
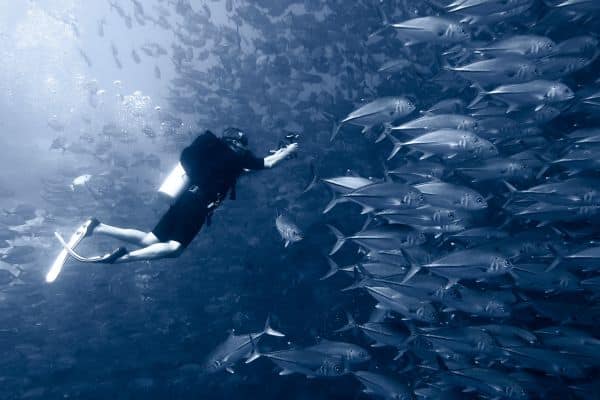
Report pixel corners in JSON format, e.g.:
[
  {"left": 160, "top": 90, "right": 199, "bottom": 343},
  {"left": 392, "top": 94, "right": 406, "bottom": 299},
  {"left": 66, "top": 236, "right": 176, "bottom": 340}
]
[{"left": 158, "top": 162, "right": 190, "bottom": 199}]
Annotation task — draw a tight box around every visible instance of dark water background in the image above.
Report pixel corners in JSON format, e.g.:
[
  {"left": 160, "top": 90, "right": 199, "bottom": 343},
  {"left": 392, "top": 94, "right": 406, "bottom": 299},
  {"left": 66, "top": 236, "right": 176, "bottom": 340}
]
[{"left": 0, "top": 1, "right": 599, "bottom": 399}]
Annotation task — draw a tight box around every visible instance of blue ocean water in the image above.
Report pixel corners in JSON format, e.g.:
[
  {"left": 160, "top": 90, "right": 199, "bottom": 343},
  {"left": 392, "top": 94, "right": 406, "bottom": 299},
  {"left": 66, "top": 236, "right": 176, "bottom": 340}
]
[{"left": 0, "top": 1, "right": 599, "bottom": 399}]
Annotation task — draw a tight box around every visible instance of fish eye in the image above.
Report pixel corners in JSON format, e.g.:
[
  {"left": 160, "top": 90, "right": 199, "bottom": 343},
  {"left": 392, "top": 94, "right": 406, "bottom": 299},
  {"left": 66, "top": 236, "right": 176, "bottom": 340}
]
[{"left": 476, "top": 197, "right": 483, "bottom": 203}]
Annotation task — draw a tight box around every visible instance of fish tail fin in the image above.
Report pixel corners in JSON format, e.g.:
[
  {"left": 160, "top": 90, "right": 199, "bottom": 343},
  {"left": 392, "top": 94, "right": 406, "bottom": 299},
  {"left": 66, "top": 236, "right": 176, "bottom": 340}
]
[
  {"left": 435, "top": 354, "right": 450, "bottom": 372},
  {"left": 245, "top": 335, "right": 263, "bottom": 364},
  {"left": 341, "top": 266, "right": 368, "bottom": 291},
  {"left": 440, "top": 56, "right": 454, "bottom": 72},
  {"left": 341, "top": 280, "right": 365, "bottom": 292},
  {"left": 330, "top": 122, "right": 341, "bottom": 142},
  {"left": 501, "top": 179, "right": 517, "bottom": 209},
  {"left": 359, "top": 203, "right": 375, "bottom": 215},
  {"left": 368, "top": 24, "right": 391, "bottom": 40},
  {"left": 381, "top": 159, "right": 393, "bottom": 182},
  {"left": 386, "top": 132, "right": 404, "bottom": 161},
  {"left": 403, "top": 320, "right": 420, "bottom": 345},
  {"left": 376, "top": 1, "right": 389, "bottom": 26},
  {"left": 263, "top": 315, "right": 285, "bottom": 337},
  {"left": 360, "top": 214, "right": 373, "bottom": 231},
  {"left": 334, "top": 311, "right": 357, "bottom": 333},
  {"left": 467, "top": 82, "right": 488, "bottom": 109},
  {"left": 545, "top": 244, "right": 564, "bottom": 272},
  {"left": 375, "top": 123, "right": 392, "bottom": 143},
  {"left": 320, "top": 257, "right": 340, "bottom": 281},
  {"left": 301, "top": 161, "right": 319, "bottom": 194},
  {"left": 327, "top": 224, "right": 346, "bottom": 255},
  {"left": 323, "top": 192, "right": 344, "bottom": 214},
  {"left": 536, "top": 163, "right": 551, "bottom": 180},
  {"left": 533, "top": 153, "right": 553, "bottom": 179},
  {"left": 400, "top": 249, "right": 420, "bottom": 283}
]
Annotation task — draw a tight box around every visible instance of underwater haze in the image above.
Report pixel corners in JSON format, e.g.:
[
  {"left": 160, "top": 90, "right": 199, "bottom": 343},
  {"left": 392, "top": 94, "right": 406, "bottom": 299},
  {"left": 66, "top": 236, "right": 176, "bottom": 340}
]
[{"left": 0, "top": 0, "right": 599, "bottom": 399}]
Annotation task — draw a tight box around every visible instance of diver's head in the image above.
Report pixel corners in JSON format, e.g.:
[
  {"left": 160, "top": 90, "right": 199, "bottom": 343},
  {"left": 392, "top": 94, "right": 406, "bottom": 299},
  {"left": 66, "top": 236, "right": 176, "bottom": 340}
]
[{"left": 222, "top": 127, "right": 248, "bottom": 153}]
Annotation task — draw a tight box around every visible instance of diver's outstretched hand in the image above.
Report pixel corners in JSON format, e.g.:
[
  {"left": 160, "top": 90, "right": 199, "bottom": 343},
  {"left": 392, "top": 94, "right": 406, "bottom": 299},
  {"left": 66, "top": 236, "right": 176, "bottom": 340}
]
[{"left": 265, "top": 142, "right": 299, "bottom": 168}]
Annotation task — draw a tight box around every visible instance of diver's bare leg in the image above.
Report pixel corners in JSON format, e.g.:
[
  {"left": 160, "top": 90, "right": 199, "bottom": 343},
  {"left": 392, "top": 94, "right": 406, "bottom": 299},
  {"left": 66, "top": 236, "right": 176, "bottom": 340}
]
[
  {"left": 111, "top": 241, "right": 182, "bottom": 264},
  {"left": 93, "top": 223, "right": 158, "bottom": 247}
]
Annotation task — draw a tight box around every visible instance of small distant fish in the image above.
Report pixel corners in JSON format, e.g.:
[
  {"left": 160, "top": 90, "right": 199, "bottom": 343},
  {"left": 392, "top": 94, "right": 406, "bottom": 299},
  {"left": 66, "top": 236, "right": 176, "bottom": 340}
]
[
  {"left": 78, "top": 48, "right": 92, "bottom": 67},
  {"left": 50, "top": 136, "right": 68, "bottom": 152},
  {"left": 131, "top": 49, "right": 141, "bottom": 64},
  {"left": 275, "top": 212, "right": 303, "bottom": 248},
  {"left": 70, "top": 174, "right": 92, "bottom": 191},
  {"left": 97, "top": 18, "right": 105, "bottom": 37},
  {"left": 47, "top": 116, "right": 65, "bottom": 132}
]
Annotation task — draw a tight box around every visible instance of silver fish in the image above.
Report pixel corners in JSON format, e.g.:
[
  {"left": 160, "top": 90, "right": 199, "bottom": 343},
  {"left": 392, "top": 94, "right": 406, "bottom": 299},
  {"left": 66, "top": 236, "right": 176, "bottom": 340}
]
[
  {"left": 446, "top": 57, "right": 539, "bottom": 86},
  {"left": 331, "top": 97, "right": 415, "bottom": 141},
  {"left": 246, "top": 349, "right": 347, "bottom": 377},
  {"left": 275, "top": 212, "right": 303, "bottom": 248},
  {"left": 473, "top": 35, "right": 556, "bottom": 58},
  {"left": 342, "top": 182, "right": 426, "bottom": 213},
  {"left": 387, "top": 129, "right": 498, "bottom": 161},
  {"left": 388, "top": 17, "right": 470, "bottom": 46},
  {"left": 327, "top": 224, "right": 427, "bottom": 256},
  {"left": 469, "top": 80, "right": 574, "bottom": 112},
  {"left": 203, "top": 316, "right": 284, "bottom": 374},
  {"left": 321, "top": 175, "right": 375, "bottom": 214},
  {"left": 414, "top": 181, "right": 487, "bottom": 210},
  {"left": 306, "top": 339, "right": 371, "bottom": 365},
  {"left": 388, "top": 114, "right": 479, "bottom": 134}
]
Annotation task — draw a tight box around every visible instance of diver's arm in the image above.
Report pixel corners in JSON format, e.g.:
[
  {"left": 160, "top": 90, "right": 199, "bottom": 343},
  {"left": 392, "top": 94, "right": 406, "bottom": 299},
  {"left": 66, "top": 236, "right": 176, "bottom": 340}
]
[{"left": 263, "top": 143, "right": 298, "bottom": 168}]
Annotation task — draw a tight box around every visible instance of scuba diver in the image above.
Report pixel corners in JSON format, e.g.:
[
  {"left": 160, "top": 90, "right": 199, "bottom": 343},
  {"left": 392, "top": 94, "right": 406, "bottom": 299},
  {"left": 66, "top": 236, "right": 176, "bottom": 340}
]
[{"left": 64, "top": 128, "right": 298, "bottom": 264}]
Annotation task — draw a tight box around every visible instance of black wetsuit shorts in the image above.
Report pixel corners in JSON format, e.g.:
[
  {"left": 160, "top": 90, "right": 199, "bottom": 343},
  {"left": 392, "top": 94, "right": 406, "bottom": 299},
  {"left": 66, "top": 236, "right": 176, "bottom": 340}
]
[{"left": 152, "top": 186, "right": 210, "bottom": 249}]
